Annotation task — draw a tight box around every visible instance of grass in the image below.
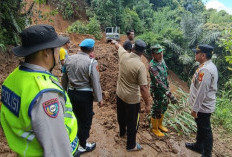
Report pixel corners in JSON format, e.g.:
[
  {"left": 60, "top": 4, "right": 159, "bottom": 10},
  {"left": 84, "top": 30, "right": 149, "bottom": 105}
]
[{"left": 212, "top": 90, "right": 232, "bottom": 133}]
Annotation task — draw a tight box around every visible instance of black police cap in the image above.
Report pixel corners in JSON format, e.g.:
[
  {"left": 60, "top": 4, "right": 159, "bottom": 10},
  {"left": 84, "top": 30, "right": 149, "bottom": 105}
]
[
  {"left": 134, "top": 40, "right": 147, "bottom": 52},
  {"left": 192, "top": 44, "right": 214, "bottom": 54}
]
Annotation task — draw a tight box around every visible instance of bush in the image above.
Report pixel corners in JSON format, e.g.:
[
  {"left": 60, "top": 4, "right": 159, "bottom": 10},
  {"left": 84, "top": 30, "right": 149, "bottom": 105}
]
[
  {"left": 212, "top": 88, "right": 232, "bottom": 133},
  {"left": 0, "top": 0, "right": 26, "bottom": 46},
  {"left": 87, "top": 17, "right": 102, "bottom": 40},
  {"left": 68, "top": 17, "right": 102, "bottom": 40},
  {"left": 121, "top": 8, "right": 145, "bottom": 34},
  {"left": 67, "top": 21, "right": 88, "bottom": 34},
  {"left": 49, "top": 0, "right": 79, "bottom": 19}
]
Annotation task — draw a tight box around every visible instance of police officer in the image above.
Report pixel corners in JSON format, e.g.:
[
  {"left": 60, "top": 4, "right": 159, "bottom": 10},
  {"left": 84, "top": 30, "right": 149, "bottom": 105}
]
[
  {"left": 149, "top": 44, "right": 178, "bottom": 137},
  {"left": 62, "top": 38, "right": 103, "bottom": 154},
  {"left": 0, "top": 24, "right": 79, "bottom": 157},
  {"left": 185, "top": 45, "right": 218, "bottom": 157}
]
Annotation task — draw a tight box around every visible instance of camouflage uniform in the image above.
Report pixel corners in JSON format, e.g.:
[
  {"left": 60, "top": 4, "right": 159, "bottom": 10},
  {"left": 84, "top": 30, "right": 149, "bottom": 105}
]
[{"left": 149, "top": 59, "right": 170, "bottom": 119}]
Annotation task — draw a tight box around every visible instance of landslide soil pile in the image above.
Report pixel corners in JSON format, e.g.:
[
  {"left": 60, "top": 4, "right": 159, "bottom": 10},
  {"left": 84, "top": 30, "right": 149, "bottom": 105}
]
[{"left": 0, "top": 1, "right": 232, "bottom": 156}]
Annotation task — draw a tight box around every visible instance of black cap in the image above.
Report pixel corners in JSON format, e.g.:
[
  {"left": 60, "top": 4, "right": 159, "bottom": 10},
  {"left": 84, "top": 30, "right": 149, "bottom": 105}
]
[
  {"left": 12, "top": 24, "right": 69, "bottom": 57},
  {"left": 134, "top": 39, "right": 146, "bottom": 52},
  {"left": 192, "top": 44, "right": 214, "bottom": 55},
  {"left": 123, "top": 40, "right": 132, "bottom": 50}
]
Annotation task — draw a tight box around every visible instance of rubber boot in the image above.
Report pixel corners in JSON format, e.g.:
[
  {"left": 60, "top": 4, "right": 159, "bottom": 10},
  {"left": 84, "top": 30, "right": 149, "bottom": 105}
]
[
  {"left": 158, "top": 114, "right": 168, "bottom": 133},
  {"left": 151, "top": 118, "right": 164, "bottom": 137}
]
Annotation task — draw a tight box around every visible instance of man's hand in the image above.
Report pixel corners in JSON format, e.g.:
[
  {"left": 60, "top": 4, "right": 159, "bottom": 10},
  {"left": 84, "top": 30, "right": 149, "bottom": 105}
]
[
  {"left": 191, "top": 111, "right": 198, "bottom": 118},
  {"left": 110, "top": 39, "right": 118, "bottom": 44},
  {"left": 110, "top": 40, "right": 120, "bottom": 49},
  {"left": 98, "top": 101, "right": 103, "bottom": 108}
]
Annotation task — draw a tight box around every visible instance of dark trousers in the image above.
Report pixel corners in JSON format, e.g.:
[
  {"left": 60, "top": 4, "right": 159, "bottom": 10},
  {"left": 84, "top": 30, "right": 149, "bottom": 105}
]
[
  {"left": 68, "top": 90, "right": 94, "bottom": 148},
  {"left": 195, "top": 112, "right": 213, "bottom": 156},
  {"left": 117, "top": 96, "right": 140, "bottom": 150}
]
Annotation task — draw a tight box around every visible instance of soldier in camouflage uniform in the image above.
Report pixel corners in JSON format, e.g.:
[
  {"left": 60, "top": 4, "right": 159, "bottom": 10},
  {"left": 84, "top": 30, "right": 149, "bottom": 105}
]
[{"left": 149, "top": 44, "right": 178, "bottom": 137}]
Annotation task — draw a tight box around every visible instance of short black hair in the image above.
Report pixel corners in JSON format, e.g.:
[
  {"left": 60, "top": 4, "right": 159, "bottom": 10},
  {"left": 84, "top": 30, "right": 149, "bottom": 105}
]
[
  {"left": 126, "top": 30, "right": 134, "bottom": 36},
  {"left": 205, "top": 52, "right": 212, "bottom": 60},
  {"left": 123, "top": 41, "right": 132, "bottom": 51},
  {"left": 80, "top": 47, "right": 94, "bottom": 53}
]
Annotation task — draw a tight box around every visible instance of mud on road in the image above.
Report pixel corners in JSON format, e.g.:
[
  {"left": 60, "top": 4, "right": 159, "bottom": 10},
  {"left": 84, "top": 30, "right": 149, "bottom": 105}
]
[
  {"left": 0, "top": 2, "right": 231, "bottom": 154},
  {"left": 1, "top": 34, "right": 231, "bottom": 157}
]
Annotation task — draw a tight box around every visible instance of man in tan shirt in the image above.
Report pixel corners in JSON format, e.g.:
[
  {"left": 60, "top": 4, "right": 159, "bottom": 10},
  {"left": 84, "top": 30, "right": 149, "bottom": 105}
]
[{"left": 111, "top": 39, "right": 150, "bottom": 151}]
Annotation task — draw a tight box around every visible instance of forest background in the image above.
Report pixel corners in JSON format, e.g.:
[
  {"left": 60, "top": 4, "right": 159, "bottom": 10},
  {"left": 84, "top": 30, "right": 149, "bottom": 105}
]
[{"left": 0, "top": 0, "right": 231, "bottom": 134}]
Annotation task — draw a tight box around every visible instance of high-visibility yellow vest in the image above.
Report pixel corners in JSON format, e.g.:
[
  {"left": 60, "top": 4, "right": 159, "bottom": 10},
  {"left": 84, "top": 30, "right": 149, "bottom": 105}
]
[{"left": 1, "top": 66, "right": 78, "bottom": 156}]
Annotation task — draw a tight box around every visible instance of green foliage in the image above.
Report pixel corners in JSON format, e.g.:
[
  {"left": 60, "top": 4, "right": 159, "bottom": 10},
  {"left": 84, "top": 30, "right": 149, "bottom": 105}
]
[
  {"left": 178, "top": 52, "right": 194, "bottom": 65},
  {"left": 212, "top": 88, "right": 232, "bottom": 133},
  {"left": 52, "top": 0, "right": 79, "bottom": 19},
  {"left": 180, "top": 13, "right": 205, "bottom": 47},
  {"left": 150, "top": 0, "right": 205, "bottom": 13},
  {"left": 133, "top": 0, "right": 153, "bottom": 29},
  {"left": 205, "top": 9, "right": 232, "bottom": 25},
  {"left": 121, "top": 8, "right": 145, "bottom": 34},
  {"left": 90, "top": 0, "right": 123, "bottom": 28},
  {"left": 86, "top": 17, "right": 102, "bottom": 40},
  {"left": 147, "top": 89, "right": 197, "bottom": 136},
  {"left": 68, "top": 17, "right": 102, "bottom": 40},
  {"left": 152, "top": 7, "right": 182, "bottom": 36},
  {"left": 150, "top": 0, "right": 177, "bottom": 10},
  {"left": 67, "top": 21, "right": 88, "bottom": 34},
  {"left": 0, "top": 0, "right": 26, "bottom": 46},
  {"left": 34, "top": 0, "right": 46, "bottom": 4},
  {"left": 220, "top": 30, "right": 232, "bottom": 70},
  {"left": 33, "top": 9, "right": 59, "bottom": 24},
  {"left": 0, "top": 43, "right": 7, "bottom": 52}
]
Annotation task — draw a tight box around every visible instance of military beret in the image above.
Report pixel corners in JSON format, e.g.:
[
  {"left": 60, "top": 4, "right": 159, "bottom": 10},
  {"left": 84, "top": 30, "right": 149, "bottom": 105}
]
[
  {"left": 79, "top": 38, "right": 95, "bottom": 48},
  {"left": 151, "top": 44, "right": 165, "bottom": 53},
  {"left": 134, "top": 39, "right": 147, "bottom": 52},
  {"left": 192, "top": 44, "right": 214, "bottom": 54}
]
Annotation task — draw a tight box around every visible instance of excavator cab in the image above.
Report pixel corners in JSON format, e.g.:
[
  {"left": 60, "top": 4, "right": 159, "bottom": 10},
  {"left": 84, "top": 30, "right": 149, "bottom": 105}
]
[{"left": 105, "top": 27, "right": 120, "bottom": 42}]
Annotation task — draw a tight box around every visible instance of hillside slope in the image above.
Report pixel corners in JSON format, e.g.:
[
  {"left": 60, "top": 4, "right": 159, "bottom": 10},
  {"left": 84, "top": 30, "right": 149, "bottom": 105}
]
[{"left": 0, "top": 2, "right": 231, "bottom": 157}]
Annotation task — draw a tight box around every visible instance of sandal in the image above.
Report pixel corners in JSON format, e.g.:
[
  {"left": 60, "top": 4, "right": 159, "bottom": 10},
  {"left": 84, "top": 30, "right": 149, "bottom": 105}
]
[{"left": 127, "top": 143, "right": 142, "bottom": 152}]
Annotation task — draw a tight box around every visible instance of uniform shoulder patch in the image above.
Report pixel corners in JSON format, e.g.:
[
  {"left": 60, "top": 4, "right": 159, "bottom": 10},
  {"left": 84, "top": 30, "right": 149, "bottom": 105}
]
[
  {"left": 96, "top": 65, "right": 99, "bottom": 72},
  {"left": 198, "top": 72, "right": 204, "bottom": 82},
  {"left": 42, "top": 98, "right": 59, "bottom": 118}
]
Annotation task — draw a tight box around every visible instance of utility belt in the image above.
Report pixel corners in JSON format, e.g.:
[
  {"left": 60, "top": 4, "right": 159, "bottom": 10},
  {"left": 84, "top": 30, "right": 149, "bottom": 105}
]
[{"left": 68, "top": 86, "right": 93, "bottom": 92}]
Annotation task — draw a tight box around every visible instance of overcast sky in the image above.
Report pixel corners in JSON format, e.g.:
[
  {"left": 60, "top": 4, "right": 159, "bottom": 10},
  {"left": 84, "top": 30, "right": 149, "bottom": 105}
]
[{"left": 203, "top": 0, "right": 232, "bottom": 14}]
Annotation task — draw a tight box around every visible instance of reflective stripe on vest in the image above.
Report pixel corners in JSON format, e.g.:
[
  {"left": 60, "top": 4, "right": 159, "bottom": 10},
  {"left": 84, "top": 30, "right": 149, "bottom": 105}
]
[
  {"left": 1, "top": 67, "right": 78, "bottom": 156},
  {"left": 20, "top": 131, "right": 35, "bottom": 141}
]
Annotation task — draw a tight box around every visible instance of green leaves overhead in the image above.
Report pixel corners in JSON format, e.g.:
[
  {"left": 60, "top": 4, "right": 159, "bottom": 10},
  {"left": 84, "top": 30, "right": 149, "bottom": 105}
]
[
  {"left": 91, "top": 0, "right": 123, "bottom": 28},
  {"left": 121, "top": 8, "right": 144, "bottom": 34},
  {"left": 68, "top": 16, "right": 102, "bottom": 40}
]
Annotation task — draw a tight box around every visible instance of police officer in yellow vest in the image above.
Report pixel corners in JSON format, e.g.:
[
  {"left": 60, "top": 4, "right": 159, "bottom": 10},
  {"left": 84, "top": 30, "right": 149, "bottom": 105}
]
[{"left": 0, "top": 24, "right": 79, "bottom": 157}]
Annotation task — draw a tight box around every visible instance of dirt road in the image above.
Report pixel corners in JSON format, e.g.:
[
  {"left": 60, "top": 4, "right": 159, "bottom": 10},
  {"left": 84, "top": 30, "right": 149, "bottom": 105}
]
[{"left": 0, "top": 2, "right": 232, "bottom": 156}]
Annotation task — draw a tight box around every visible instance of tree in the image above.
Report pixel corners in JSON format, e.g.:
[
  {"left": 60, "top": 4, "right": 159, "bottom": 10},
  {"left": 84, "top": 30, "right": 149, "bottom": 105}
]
[
  {"left": 0, "top": 0, "right": 26, "bottom": 46},
  {"left": 121, "top": 8, "right": 144, "bottom": 34},
  {"left": 220, "top": 30, "right": 232, "bottom": 70},
  {"left": 133, "top": 0, "right": 153, "bottom": 29},
  {"left": 90, "top": 0, "right": 123, "bottom": 28}
]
